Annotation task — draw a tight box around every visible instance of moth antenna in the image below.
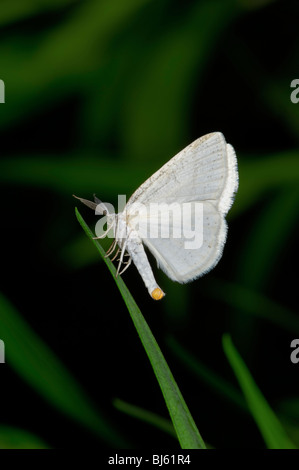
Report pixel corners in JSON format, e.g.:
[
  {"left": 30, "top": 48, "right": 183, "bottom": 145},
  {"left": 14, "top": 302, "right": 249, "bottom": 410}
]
[
  {"left": 73, "top": 194, "right": 108, "bottom": 216},
  {"left": 93, "top": 193, "right": 102, "bottom": 205},
  {"left": 73, "top": 195, "right": 98, "bottom": 211}
]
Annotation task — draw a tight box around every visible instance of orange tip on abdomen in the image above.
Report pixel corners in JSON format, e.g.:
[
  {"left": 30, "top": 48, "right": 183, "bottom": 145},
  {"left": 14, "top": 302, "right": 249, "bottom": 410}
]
[{"left": 151, "top": 288, "right": 165, "bottom": 301}]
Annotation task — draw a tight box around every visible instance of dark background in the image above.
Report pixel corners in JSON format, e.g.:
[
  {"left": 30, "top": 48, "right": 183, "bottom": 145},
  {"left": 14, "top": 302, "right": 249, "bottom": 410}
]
[{"left": 0, "top": 0, "right": 298, "bottom": 449}]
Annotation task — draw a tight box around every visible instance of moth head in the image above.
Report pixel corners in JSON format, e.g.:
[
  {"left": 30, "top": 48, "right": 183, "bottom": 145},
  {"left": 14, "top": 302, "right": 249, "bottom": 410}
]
[{"left": 95, "top": 201, "right": 110, "bottom": 216}]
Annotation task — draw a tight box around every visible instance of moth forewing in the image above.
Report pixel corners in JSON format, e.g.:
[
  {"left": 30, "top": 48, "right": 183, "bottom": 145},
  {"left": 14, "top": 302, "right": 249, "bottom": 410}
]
[{"left": 74, "top": 132, "right": 238, "bottom": 300}]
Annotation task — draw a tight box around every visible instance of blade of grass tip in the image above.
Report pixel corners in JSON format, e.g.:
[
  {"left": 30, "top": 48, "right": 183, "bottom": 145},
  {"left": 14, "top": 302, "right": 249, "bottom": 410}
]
[
  {"left": 222, "top": 334, "right": 296, "bottom": 449},
  {"left": 75, "top": 208, "right": 206, "bottom": 449}
]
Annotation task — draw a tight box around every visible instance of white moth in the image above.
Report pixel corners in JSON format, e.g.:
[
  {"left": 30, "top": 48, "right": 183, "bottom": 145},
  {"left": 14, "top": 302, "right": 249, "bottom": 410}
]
[{"left": 74, "top": 132, "right": 238, "bottom": 300}]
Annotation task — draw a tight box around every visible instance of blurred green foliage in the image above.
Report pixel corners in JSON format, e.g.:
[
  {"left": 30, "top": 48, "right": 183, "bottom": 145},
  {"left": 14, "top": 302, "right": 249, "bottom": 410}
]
[
  {"left": 0, "top": 0, "right": 298, "bottom": 449},
  {"left": 0, "top": 425, "right": 49, "bottom": 449}
]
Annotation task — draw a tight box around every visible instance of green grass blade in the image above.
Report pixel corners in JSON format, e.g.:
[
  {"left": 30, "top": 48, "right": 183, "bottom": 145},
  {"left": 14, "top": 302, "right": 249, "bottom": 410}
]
[
  {"left": 0, "top": 292, "right": 128, "bottom": 447},
  {"left": 113, "top": 398, "right": 176, "bottom": 439},
  {"left": 75, "top": 208, "right": 206, "bottom": 449},
  {"left": 222, "top": 334, "right": 296, "bottom": 449}
]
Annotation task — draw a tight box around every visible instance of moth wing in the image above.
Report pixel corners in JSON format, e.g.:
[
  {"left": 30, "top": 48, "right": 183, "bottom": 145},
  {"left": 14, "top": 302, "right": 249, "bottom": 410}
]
[
  {"left": 126, "top": 132, "right": 238, "bottom": 216},
  {"left": 125, "top": 132, "right": 238, "bottom": 283},
  {"left": 130, "top": 201, "right": 227, "bottom": 283}
]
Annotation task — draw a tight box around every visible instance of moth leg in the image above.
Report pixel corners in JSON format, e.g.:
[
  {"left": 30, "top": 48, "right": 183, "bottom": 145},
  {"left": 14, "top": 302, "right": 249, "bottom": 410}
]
[
  {"left": 110, "top": 248, "right": 121, "bottom": 262},
  {"left": 105, "top": 239, "right": 117, "bottom": 257},
  {"left": 118, "top": 257, "right": 132, "bottom": 276},
  {"left": 116, "top": 242, "right": 128, "bottom": 277}
]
